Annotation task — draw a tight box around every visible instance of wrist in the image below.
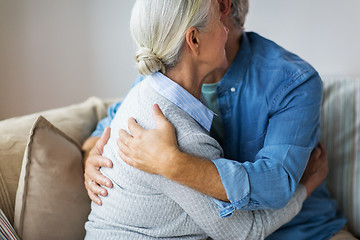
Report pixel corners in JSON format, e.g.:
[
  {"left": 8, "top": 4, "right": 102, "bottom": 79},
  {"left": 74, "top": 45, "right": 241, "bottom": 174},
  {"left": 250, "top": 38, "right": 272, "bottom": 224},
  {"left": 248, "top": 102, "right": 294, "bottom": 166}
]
[
  {"left": 82, "top": 137, "right": 99, "bottom": 152},
  {"left": 161, "top": 149, "right": 186, "bottom": 180},
  {"left": 302, "top": 181, "right": 315, "bottom": 198},
  {"left": 81, "top": 137, "right": 100, "bottom": 167}
]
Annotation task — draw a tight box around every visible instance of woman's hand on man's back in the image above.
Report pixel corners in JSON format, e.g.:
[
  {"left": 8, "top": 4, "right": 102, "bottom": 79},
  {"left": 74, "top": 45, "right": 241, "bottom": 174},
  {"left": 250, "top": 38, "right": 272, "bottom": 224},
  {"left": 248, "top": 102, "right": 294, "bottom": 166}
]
[{"left": 83, "top": 127, "right": 113, "bottom": 206}]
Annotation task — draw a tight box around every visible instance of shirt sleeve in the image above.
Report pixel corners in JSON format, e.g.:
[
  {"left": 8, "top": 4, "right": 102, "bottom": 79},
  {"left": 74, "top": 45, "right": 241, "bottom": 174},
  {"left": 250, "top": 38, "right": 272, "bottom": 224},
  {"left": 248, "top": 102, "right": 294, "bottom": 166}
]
[
  {"left": 212, "top": 72, "right": 323, "bottom": 215},
  {"left": 158, "top": 132, "right": 308, "bottom": 239},
  {"left": 90, "top": 75, "right": 145, "bottom": 137}
]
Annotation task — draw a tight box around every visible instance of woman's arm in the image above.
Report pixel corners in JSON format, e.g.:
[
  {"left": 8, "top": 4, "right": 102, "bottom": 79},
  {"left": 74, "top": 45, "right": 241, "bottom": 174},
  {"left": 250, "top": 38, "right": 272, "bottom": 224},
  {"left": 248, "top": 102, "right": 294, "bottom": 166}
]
[
  {"left": 83, "top": 76, "right": 146, "bottom": 204},
  {"left": 83, "top": 128, "right": 114, "bottom": 205}
]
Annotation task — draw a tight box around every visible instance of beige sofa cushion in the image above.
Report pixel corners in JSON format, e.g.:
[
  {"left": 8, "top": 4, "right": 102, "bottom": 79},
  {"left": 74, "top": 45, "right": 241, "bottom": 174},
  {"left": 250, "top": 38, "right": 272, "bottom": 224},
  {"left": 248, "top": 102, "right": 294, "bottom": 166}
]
[
  {"left": 14, "top": 116, "right": 90, "bottom": 240},
  {"left": 0, "top": 97, "right": 116, "bottom": 223}
]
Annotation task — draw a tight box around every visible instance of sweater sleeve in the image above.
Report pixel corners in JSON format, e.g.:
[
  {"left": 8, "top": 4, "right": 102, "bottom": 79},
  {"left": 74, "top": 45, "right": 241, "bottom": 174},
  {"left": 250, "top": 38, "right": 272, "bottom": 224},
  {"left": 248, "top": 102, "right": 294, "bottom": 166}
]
[{"left": 157, "top": 132, "right": 307, "bottom": 239}]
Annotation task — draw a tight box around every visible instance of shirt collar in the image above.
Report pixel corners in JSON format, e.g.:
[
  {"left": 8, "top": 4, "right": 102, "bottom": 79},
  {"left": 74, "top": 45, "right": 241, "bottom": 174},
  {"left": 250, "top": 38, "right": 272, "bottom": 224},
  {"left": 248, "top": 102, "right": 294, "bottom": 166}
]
[{"left": 148, "top": 72, "right": 214, "bottom": 132}]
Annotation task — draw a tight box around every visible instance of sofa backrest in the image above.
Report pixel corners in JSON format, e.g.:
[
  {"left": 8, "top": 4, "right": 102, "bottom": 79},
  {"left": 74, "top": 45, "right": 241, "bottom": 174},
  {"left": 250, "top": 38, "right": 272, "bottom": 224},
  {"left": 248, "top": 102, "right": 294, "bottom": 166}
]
[
  {"left": 321, "top": 77, "right": 360, "bottom": 236},
  {"left": 0, "top": 78, "right": 359, "bottom": 237}
]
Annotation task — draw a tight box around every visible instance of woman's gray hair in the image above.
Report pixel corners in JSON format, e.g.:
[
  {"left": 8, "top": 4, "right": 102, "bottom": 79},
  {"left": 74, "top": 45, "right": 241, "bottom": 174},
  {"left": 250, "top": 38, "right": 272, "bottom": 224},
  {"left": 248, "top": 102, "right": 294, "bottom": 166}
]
[
  {"left": 130, "top": 0, "right": 212, "bottom": 76},
  {"left": 230, "top": 0, "right": 249, "bottom": 31}
]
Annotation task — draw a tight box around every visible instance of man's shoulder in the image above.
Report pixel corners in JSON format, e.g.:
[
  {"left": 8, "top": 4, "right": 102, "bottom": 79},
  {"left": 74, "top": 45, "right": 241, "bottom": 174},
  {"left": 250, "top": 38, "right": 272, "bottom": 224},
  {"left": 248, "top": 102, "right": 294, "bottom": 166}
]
[
  {"left": 247, "top": 32, "right": 317, "bottom": 80},
  {"left": 244, "top": 32, "right": 322, "bottom": 99}
]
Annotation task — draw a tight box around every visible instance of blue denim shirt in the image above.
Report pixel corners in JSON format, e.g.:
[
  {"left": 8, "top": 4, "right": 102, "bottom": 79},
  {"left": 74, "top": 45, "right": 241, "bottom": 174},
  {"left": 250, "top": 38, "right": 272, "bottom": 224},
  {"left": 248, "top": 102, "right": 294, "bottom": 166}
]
[{"left": 91, "top": 32, "right": 346, "bottom": 239}]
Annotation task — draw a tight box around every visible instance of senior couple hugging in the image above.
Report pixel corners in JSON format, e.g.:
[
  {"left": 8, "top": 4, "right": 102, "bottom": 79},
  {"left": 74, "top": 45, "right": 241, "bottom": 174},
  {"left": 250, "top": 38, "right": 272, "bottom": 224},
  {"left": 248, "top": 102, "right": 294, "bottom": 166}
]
[{"left": 82, "top": 0, "right": 352, "bottom": 239}]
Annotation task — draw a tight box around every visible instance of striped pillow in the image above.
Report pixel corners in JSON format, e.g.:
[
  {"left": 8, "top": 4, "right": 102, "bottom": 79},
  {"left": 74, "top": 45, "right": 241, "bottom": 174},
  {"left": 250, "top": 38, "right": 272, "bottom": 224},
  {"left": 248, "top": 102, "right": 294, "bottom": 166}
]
[
  {"left": 321, "top": 77, "right": 360, "bottom": 237},
  {"left": 0, "top": 209, "right": 19, "bottom": 240}
]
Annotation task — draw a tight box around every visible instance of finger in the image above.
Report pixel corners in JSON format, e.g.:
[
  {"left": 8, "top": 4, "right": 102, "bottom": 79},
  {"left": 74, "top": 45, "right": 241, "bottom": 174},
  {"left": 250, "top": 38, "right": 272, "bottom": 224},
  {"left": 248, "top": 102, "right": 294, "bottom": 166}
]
[
  {"left": 152, "top": 104, "right": 171, "bottom": 129},
  {"left": 88, "top": 179, "right": 109, "bottom": 196},
  {"left": 87, "top": 189, "right": 102, "bottom": 206},
  {"left": 95, "top": 127, "right": 111, "bottom": 154},
  {"left": 118, "top": 129, "right": 133, "bottom": 147},
  {"left": 117, "top": 135, "right": 132, "bottom": 156},
  {"left": 310, "top": 146, "right": 321, "bottom": 160},
  {"left": 318, "top": 143, "right": 328, "bottom": 171},
  {"left": 87, "top": 154, "right": 113, "bottom": 169},
  {"left": 318, "top": 142, "right": 325, "bottom": 150},
  {"left": 118, "top": 148, "right": 138, "bottom": 169},
  {"left": 318, "top": 142, "right": 327, "bottom": 158},
  {"left": 85, "top": 157, "right": 113, "bottom": 187},
  {"left": 127, "top": 118, "right": 144, "bottom": 137},
  {"left": 86, "top": 165, "right": 113, "bottom": 188}
]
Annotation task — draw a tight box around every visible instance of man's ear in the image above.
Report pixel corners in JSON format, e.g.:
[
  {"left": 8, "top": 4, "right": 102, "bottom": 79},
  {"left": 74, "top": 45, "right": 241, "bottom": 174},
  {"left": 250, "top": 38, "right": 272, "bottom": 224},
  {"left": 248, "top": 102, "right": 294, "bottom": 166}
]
[
  {"left": 218, "top": 0, "right": 232, "bottom": 18},
  {"left": 185, "top": 27, "right": 200, "bottom": 56}
]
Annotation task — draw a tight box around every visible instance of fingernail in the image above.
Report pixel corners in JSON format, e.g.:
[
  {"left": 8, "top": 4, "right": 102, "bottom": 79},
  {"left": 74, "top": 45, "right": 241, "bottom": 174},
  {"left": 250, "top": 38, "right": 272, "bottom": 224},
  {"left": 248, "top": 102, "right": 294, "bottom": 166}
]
[
  {"left": 101, "top": 190, "right": 106, "bottom": 195},
  {"left": 97, "top": 200, "right": 102, "bottom": 205},
  {"left": 106, "top": 181, "right": 112, "bottom": 187},
  {"left": 153, "top": 104, "right": 159, "bottom": 110},
  {"left": 107, "top": 162, "right": 112, "bottom": 168}
]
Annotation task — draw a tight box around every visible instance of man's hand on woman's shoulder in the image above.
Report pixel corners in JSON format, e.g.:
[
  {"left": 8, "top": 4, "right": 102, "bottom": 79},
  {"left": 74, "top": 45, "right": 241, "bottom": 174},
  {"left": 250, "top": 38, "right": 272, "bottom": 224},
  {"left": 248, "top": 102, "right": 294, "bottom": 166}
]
[{"left": 117, "top": 104, "right": 180, "bottom": 178}]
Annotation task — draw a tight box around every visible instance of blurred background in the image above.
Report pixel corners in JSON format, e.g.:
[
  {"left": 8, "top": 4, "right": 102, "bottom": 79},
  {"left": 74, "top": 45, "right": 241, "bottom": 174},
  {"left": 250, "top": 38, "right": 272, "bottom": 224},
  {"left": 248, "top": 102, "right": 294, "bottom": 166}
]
[{"left": 1, "top": 0, "right": 359, "bottom": 119}]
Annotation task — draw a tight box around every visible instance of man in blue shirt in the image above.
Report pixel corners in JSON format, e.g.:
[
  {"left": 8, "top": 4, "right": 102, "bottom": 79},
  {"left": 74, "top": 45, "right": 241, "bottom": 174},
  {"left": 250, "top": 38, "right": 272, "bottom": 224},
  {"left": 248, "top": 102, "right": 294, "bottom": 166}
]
[{"left": 83, "top": 0, "right": 351, "bottom": 239}]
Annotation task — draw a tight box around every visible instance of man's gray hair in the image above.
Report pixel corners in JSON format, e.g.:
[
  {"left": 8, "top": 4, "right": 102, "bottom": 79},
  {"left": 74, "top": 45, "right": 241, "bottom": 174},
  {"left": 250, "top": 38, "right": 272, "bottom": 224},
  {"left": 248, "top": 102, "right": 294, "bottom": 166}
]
[{"left": 230, "top": 0, "right": 249, "bottom": 31}]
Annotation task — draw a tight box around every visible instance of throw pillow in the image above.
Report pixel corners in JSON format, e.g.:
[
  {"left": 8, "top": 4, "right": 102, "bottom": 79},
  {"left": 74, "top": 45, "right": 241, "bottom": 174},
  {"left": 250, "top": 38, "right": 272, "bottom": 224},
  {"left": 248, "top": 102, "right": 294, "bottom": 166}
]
[
  {"left": 14, "top": 116, "right": 90, "bottom": 240},
  {"left": 321, "top": 77, "right": 360, "bottom": 237},
  {"left": 0, "top": 97, "right": 117, "bottom": 224},
  {"left": 0, "top": 209, "right": 20, "bottom": 240}
]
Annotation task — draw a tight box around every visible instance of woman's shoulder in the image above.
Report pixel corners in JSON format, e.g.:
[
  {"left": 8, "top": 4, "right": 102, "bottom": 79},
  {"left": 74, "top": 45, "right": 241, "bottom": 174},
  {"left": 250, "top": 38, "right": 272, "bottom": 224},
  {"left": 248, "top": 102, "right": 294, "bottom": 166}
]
[
  {"left": 125, "top": 80, "right": 223, "bottom": 160},
  {"left": 178, "top": 129, "right": 223, "bottom": 160},
  {"left": 161, "top": 107, "right": 223, "bottom": 160}
]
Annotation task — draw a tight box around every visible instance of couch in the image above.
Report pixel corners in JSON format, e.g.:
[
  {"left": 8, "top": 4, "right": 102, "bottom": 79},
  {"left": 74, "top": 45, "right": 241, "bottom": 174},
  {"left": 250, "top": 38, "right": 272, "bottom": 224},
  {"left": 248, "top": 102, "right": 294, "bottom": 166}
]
[{"left": 0, "top": 77, "right": 359, "bottom": 239}]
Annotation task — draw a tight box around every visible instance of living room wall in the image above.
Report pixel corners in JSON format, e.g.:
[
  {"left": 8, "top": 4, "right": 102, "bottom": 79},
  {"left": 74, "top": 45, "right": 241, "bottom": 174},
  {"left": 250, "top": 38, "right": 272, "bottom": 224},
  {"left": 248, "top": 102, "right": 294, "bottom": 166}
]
[{"left": 1, "top": 0, "right": 359, "bottom": 120}]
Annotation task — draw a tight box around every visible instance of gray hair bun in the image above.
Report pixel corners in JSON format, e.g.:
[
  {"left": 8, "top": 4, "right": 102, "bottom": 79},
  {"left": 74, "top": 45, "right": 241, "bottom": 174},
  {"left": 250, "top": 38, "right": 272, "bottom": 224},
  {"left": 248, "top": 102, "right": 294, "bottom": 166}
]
[{"left": 135, "top": 47, "right": 165, "bottom": 75}]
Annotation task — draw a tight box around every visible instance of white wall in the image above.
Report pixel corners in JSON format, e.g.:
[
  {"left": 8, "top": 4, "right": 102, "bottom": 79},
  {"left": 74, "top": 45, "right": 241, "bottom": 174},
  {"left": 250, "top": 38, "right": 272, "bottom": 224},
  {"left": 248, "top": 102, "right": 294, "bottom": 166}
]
[
  {"left": 245, "top": 0, "right": 360, "bottom": 77},
  {"left": 0, "top": 0, "right": 136, "bottom": 119},
  {"left": 1, "top": 1, "right": 360, "bottom": 119}
]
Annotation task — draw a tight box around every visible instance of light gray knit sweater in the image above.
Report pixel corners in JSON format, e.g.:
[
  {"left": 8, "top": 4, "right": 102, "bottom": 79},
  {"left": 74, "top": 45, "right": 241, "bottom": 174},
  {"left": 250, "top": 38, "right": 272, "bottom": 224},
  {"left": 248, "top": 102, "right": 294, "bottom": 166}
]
[{"left": 85, "top": 77, "right": 307, "bottom": 240}]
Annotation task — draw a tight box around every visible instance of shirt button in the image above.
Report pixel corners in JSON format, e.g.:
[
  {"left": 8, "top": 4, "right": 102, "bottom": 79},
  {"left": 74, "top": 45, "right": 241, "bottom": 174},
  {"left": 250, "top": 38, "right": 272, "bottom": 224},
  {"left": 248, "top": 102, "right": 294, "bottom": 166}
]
[{"left": 230, "top": 87, "right": 236, "bottom": 92}]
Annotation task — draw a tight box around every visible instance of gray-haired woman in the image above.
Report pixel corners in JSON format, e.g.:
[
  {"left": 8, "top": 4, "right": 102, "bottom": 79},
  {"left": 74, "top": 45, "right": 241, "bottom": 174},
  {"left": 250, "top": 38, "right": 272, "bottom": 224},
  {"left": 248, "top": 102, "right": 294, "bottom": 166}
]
[{"left": 84, "top": 0, "right": 324, "bottom": 239}]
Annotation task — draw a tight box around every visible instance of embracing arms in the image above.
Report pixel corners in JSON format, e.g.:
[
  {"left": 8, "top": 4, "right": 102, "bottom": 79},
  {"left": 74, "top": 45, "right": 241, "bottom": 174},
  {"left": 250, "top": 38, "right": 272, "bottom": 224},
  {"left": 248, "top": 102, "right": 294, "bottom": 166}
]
[
  {"left": 82, "top": 105, "right": 227, "bottom": 205},
  {"left": 84, "top": 73, "right": 324, "bottom": 210},
  {"left": 84, "top": 103, "right": 326, "bottom": 209},
  {"left": 82, "top": 108, "right": 328, "bottom": 239}
]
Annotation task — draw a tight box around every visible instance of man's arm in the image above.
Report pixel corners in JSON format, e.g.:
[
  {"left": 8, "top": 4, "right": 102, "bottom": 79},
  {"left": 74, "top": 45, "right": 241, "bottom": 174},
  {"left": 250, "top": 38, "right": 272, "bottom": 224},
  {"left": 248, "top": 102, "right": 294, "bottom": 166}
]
[
  {"left": 218, "top": 73, "right": 323, "bottom": 210},
  {"left": 118, "top": 105, "right": 229, "bottom": 201},
  {"left": 86, "top": 73, "right": 322, "bottom": 210},
  {"left": 84, "top": 110, "right": 327, "bottom": 237},
  {"left": 150, "top": 132, "right": 327, "bottom": 239},
  {"left": 118, "top": 73, "right": 323, "bottom": 211}
]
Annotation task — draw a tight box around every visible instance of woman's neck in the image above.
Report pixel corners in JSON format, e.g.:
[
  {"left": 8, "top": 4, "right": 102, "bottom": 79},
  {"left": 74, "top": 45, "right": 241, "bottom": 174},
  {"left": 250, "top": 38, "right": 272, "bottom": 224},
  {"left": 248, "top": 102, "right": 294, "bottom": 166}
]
[{"left": 165, "top": 61, "right": 206, "bottom": 100}]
